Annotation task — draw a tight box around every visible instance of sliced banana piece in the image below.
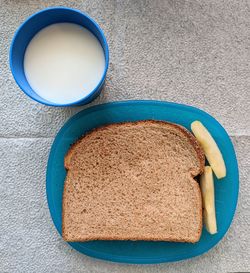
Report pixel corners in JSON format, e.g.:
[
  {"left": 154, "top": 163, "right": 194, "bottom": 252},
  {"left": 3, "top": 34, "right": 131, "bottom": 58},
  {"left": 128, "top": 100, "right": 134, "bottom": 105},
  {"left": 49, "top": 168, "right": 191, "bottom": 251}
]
[
  {"left": 200, "top": 166, "right": 217, "bottom": 234},
  {"left": 191, "top": 120, "right": 226, "bottom": 179}
]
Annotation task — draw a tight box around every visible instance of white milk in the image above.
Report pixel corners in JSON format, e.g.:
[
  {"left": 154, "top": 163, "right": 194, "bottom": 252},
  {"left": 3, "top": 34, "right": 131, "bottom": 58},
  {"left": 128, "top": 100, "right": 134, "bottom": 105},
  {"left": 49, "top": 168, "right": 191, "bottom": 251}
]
[{"left": 24, "top": 23, "right": 105, "bottom": 104}]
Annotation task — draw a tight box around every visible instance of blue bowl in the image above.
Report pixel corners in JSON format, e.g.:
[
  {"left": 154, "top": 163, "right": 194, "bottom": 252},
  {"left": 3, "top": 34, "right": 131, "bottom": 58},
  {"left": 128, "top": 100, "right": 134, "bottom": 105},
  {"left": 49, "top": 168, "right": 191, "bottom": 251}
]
[{"left": 10, "top": 7, "right": 109, "bottom": 106}]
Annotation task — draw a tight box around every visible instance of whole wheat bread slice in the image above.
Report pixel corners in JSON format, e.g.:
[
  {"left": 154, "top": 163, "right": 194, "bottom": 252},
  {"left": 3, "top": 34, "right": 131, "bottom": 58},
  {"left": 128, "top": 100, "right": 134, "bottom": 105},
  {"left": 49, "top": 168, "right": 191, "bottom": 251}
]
[{"left": 62, "top": 120, "right": 205, "bottom": 243}]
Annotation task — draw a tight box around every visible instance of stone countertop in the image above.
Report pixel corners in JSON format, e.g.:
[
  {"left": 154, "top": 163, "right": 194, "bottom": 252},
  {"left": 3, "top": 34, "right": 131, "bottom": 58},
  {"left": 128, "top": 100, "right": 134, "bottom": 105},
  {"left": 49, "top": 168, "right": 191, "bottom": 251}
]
[{"left": 0, "top": 0, "right": 249, "bottom": 272}]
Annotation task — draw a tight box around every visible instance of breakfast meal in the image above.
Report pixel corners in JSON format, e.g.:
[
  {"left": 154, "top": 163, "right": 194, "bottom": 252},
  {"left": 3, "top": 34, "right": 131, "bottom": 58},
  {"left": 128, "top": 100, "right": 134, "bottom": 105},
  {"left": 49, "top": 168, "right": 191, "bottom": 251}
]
[
  {"left": 62, "top": 120, "right": 205, "bottom": 242},
  {"left": 8, "top": 6, "right": 237, "bottom": 262}
]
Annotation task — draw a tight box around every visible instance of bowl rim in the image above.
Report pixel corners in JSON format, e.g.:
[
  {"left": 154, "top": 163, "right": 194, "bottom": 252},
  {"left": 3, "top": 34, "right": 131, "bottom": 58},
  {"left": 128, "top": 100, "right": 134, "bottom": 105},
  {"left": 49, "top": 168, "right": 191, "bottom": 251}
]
[{"left": 9, "top": 6, "right": 109, "bottom": 107}]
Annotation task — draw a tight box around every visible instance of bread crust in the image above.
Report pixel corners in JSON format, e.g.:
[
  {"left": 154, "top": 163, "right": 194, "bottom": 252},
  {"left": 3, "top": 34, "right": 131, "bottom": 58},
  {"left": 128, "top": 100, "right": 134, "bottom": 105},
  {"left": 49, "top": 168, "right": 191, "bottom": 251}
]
[
  {"left": 62, "top": 120, "right": 205, "bottom": 243},
  {"left": 65, "top": 120, "right": 205, "bottom": 172}
]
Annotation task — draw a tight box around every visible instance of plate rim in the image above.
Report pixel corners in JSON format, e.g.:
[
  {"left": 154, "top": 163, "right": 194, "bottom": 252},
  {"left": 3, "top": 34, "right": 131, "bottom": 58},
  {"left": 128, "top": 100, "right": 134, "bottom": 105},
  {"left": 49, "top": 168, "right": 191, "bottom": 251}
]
[{"left": 46, "top": 100, "right": 239, "bottom": 264}]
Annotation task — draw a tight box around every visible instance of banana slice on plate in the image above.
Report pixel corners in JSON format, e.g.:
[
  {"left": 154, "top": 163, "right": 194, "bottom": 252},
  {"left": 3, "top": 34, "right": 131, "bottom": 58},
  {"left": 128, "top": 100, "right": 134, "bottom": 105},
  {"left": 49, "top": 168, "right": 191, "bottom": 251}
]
[
  {"left": 200, "top": 166, "right": 217, "bottom": 234},
  {"left": 191, "top": 121, "right": 226, "bottom": 179}
]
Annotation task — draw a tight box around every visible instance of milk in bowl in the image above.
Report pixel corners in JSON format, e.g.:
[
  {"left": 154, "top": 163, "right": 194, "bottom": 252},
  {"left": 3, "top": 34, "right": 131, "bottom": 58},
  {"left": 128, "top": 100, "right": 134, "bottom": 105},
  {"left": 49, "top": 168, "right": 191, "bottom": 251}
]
[{"left": 24, "top": 23, "right": 105, "bottom": 104}]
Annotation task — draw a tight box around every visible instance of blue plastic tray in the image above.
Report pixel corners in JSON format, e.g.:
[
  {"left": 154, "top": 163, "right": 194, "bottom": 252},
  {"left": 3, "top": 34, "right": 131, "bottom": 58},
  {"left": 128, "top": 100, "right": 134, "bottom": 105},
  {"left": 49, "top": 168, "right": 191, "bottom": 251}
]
[{"left": 46, "top": 100, "right": 239, "bottom": 264}]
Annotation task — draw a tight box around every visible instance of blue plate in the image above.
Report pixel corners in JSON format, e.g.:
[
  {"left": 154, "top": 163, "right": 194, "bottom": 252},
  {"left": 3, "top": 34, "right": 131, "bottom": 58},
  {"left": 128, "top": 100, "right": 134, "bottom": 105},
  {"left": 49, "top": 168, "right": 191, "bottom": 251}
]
[{"left": 46, "top": 100, "right": 239, "bottom": 264}]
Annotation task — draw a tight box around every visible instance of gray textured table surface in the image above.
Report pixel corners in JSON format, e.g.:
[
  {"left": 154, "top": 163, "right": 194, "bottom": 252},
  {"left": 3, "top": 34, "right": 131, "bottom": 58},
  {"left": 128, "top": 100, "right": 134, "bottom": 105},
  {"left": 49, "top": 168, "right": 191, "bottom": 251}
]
[{"left": 0, "top": 0, "right": 249, "bottom": 272}]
